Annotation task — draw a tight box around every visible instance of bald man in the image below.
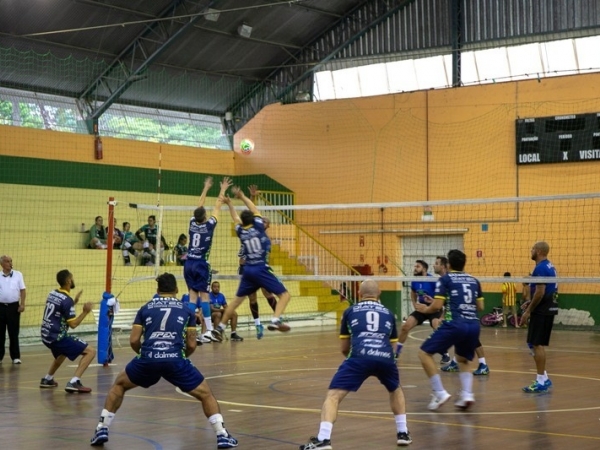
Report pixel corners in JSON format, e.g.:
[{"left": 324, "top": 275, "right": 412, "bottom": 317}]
[
  {"left": 299, "top": 279, "right": 412, "bottom": 449},
  {"left": 520, "top": 241, "right": 558, "bottom": 393}
]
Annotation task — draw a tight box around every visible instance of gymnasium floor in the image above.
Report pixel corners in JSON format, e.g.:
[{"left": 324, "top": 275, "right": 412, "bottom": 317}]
[{"left": 2, "top": 324, "right": 600, "bottom": 449}]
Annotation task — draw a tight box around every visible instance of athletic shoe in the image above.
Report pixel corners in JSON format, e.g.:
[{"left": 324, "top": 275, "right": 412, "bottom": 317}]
[
  {"left": 256, "top": 324, "right": 264, "bottom": 340},
  {"left": 397, "top": 431, "right": 413, "bottom": 445},
  {"left": 454, "top": 391, "right": 475, "bottom": 410},
  {"left": 124, "top": 262, "right": 132, "bottom": 266},
  {"left": 210, "top": 328, "right": 224, "bottom": 343},
  {"left": 197, "top": 334, "right": 213, "bottom": 344},
  {"left": 217, "top": 432, "right": 238, "bottom": 449},
  {"left": 39, "top": 378, "right": 58, "bottom": 388},
  {"left": 299, "top": 436, "right": 332, "bottom": 450},
  {"left": 90, "top": 427, "right": 109, "bottom": 446},
  {"left": 12, "top": 359, "right": 22, "bottom": 364},
  {"left": 428, "top": 391, "right": 451, "bottom": 410},
  {"left": 440, "top": 353, "right": 451, "bottom": 364},
  {"left": 441, "top": 360, "right": 459, "bottom": 372},
  {"left": 522, "top": 380, "right": 548, "bottom": 393},
  {"left": 230, "top": 333, "right": 244, "bottom": 342},
  {"left": 65, "top": 380, "right": 92, "bottom": 393},
  {"left": 473, "top": 363, "right": 490, "bottom": 375},
  {"left": 545, "top": 378, "right": 553, "bottom": 389},
  {"left": 267, "top": 319, "right": 291, "bottom": 332}
]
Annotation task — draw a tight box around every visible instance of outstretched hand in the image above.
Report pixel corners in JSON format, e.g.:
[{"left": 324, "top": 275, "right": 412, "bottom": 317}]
[
  {"left": 231, "top": 186, "right": 243, "bottom": 199},
  {"left": 248, "top": 184, "right": 259, "bottom": 197},
  {"left": 221, "top": 195, "right": 231, "bottom": 205},
  {"left": 220, "top": 177, "right": 232, "bottom": 192},
  {"left": 203, "top": 177, "right": 213, "bottom": 190}
]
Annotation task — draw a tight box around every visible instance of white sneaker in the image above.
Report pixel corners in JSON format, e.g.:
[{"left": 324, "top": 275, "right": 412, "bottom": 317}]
[
  {"left": 454, "top": 391, "right": 475, "bottom": 410},
  {"left": 12, "top": 359, "right": 22, "bottom": 364},
  {"left": 428, "top": 391, "right": 451, "bottom": 410},
  {"left": 203, "top": 331, "right": 221, "bottom": 343}
]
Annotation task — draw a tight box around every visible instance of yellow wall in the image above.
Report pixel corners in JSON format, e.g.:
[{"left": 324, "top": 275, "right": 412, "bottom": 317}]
[{"left": 0, "top": 125, "right": 234, "bottom": 173}]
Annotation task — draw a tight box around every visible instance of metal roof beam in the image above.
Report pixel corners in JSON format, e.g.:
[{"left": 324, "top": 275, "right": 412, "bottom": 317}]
[
  {"left": 228, "top": 0, "right": 415, "bottom": 132},
  {"left": 76, "top": 0, "right": 211, "bottom": 132}
]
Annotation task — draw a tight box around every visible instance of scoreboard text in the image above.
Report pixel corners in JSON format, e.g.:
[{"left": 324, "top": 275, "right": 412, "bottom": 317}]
[{"left": 516, "top": 113, "right": 600, "bottom": 165}]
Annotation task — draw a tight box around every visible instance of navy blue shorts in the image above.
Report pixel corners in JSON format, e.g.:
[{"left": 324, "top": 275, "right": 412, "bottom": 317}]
[
  {"left": 329, "top": 358, "right": 400, "bottom": 392},
  {"left": 44, "top": 336, "right": 89, "bottom": 361},
  {"left": 236, "top": 265, "right": 287, "bottom": 297},
  {"left": 184, "top": 259, "right": 212, "bottom": 293},
  {"left": 420, "top": 320, "right": 480, "bottom": 361},
  {"left": 125, "top": 357, "right": 204, "bottom": 392}
]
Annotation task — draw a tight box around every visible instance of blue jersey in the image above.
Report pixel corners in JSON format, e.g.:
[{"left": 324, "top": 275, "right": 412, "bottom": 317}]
[
  {"left": 133, "top": 296, "right": 197, "bottom": 360},
  {"left": 187, "top": 216, "right": 217, "bottom": 261},
  {"left": 435, "top": 271, "right": 483, "bottom": 322},
  {"left": 530, "top": 259, "right": 558, "bottom": 315},
  {"left": 411, "top": 274, "right": 436, "bottom": 304},
  {"left": 209, "top": 292, "right": 227, "bottom": 308},
  {"left": 40, "top": 289, "right": 76, "bottom": 344},
  {"left": 339, "top": 301, "right": 398, "bottom": 362},
  {"left": 235, "top": 216, "right": 270, "bottom": 266}
]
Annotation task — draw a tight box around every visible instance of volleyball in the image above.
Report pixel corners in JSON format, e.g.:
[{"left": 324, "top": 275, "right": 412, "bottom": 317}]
[{"left": 240, "top": 138, "right": 254, "bottom": 155}]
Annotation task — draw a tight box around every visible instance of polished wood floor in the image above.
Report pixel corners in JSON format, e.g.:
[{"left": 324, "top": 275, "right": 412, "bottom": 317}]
[{"left": 2, "top": 325, "right": 600, "bottom": 449}]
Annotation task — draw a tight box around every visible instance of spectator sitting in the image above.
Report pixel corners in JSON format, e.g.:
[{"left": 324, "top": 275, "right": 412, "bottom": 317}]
[
  {"left": 175, "top": 234, "right": 188, "bottom": 266},
  {"left": 121, "top": 222, "right": 142, "bottom": 266},
  {"left": 87, "top": 216, "right": 107, "bottom": 249},
  {"left": 135, "top": 215, "right": 169, "bottom": 266},
  {"left": 105, "top": 218, "right": 124, "bottom": 250},
  {"left": 205, "top": 282, "right": 243, "bottom": 342}
]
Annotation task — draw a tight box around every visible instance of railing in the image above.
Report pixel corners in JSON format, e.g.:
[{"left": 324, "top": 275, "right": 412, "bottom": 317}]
[{"left": 256, "top": 192, "right": 361, "bottom": 294}]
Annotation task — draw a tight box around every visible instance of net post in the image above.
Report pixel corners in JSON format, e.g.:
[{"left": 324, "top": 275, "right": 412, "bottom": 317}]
[{"left": 98, "top": 197, "right": 117, "bottom": 366}]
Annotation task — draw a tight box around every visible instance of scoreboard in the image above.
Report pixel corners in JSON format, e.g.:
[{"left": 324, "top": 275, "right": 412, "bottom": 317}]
[{"left": 516, "top": 112, "right": 600, "bottom": 164}]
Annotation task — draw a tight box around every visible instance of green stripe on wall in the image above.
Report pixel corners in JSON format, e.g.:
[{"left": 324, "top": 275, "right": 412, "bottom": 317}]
[{"left": 0, "top": 155, "right": 291, "bottom": 196}]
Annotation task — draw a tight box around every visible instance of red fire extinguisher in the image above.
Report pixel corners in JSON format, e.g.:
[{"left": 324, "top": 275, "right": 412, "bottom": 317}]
[{"left": 94, "top": 135, "right": 103, "bottom": 160}]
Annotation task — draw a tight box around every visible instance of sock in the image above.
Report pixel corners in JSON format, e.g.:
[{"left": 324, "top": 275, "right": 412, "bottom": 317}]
[
  {"left": 317, "top": 421, "right": 333, "bottom": 441},
  {"left": 271, "top": 317, "right": 280, "bottom": 323},
  {"left": 200, "top": 302, "right": 214, "bottom": 331},
  {"left": 537, "top": 373, "right": 547, "bottom": 384},
  {"left": 266, "top": 296, "right": 277, "bottom": 312},
  {"left": 70, "top": 376, "right": 80, "bottom": 384},
  {"left": 395, "top": 414, "right": 408, "bottom": 433},
  {"left": 429, "top": 374, "right": 444, "bottom": 392},
  {"left": 250, "top": 301, "right": 259, "bottom": 320},
  {"left": 208, "top": 413, "right": 226, "bottom": 435},
  {"left": 544, "top": 371, "right": 549, "bottom": 379},
  {"left": 478, "top": 357, "right": 486, "bottom": 365},
  {"left": 97, "top": 409, "right": 115, "bottom": 430},
  {"left": 254, "top": 318, "right": 261, "bottom": 326},
  {"left": 218, "top": 323, "right": 226, "bottom": 332},
  {"left": 452, "top": 357, "right": 457, "bottom": 363},
  {"left": 459, "top": 371, "right": 473, "bottom": 394},
  {"left": 395, "top": 343, "right": 403, "bottom": 357},
  {"left": 44, "top": 374, "right": 53, "bottom": 381}
]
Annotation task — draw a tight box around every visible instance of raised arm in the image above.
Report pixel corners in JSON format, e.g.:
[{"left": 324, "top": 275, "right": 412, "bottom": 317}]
[
  {"left": 248, "top": 184, "right": 259, "bottom": 202},
  {"left": 197, "top": 177, "right": 213, "bottom": 207},
  {"left": 210, "top": 177, "right": 232, "bottom": 222},
  {"left": 222, "top": 195, "right": 241, "bottom": 224},
  {"left": 232, "top": 185, "right": 260, "bottom": 215}
]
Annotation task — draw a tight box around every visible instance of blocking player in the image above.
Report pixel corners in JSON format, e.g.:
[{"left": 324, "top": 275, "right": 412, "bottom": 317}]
[
  {"left": 39, "top": 270, "right": 96, "bottom": 393},
  {"left": 299, "top": 279, "right": 412, "bottom": 449},
  {"left": 184, "top": 176, "right": 231, "bottom": 344},
  {"left": 416, "top": 250, "right": 484, "bottom": 411},
  {"left": 90, "top": 273, "right": 238, "bottom": 448},
  {"left": 212, "top": 186, "right": 291, "bottom": 341},
  {"left": 237, "top": 185, "right": 278, "bottom": 339}
]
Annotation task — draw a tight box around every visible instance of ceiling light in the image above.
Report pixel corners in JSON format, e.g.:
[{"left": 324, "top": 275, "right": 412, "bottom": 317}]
[{"left": 238, "top": 23, "right": 252, "bottom": 38}]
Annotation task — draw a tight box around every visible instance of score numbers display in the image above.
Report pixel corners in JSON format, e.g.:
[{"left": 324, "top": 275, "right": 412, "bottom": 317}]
[{"left": 516, "top": 112, "right": 600, "bottom": 164}]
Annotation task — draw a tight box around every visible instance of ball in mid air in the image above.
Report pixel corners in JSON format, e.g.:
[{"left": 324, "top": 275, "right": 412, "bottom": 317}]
[{"left": 239, "top": 138, "right": 254, "bottom": 155}]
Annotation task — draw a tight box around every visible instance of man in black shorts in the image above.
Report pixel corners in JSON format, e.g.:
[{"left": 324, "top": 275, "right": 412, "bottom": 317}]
[{"left": 396, "top": 260, "right": 447, "bottom": 362}]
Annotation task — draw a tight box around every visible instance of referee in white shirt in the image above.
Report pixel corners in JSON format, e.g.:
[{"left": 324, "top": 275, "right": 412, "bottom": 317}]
[{"left": 0, "top": 255, "right": 26, "bottom": 364}]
